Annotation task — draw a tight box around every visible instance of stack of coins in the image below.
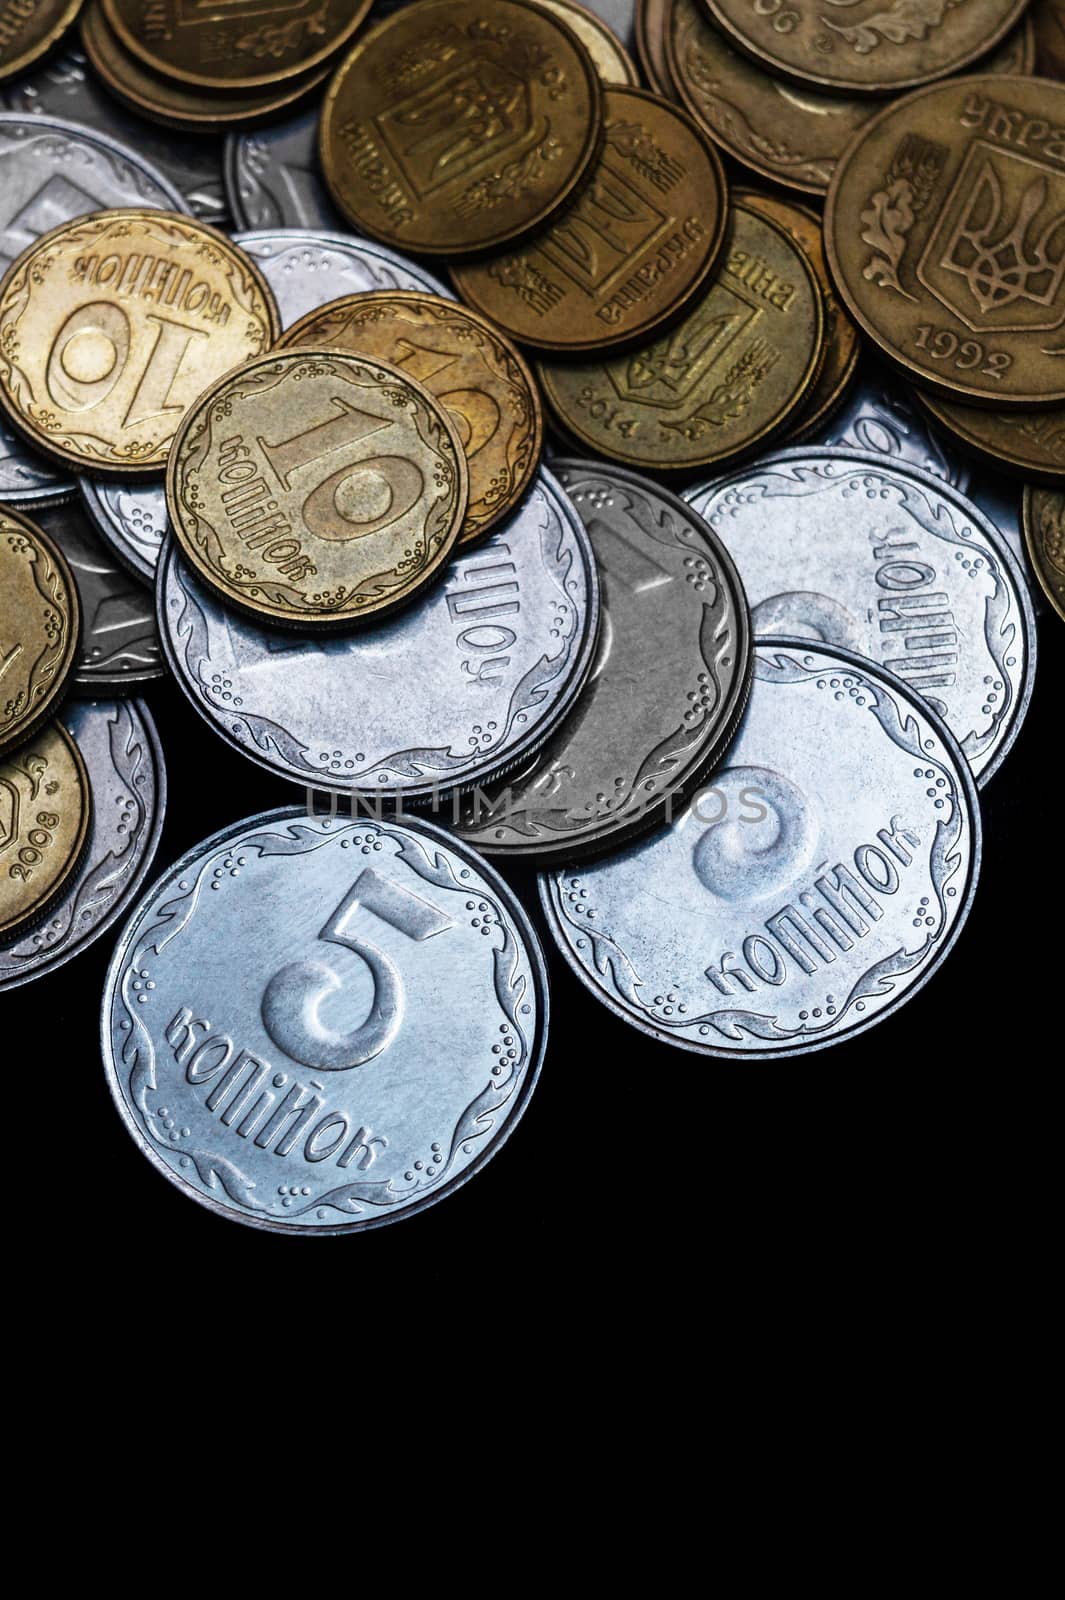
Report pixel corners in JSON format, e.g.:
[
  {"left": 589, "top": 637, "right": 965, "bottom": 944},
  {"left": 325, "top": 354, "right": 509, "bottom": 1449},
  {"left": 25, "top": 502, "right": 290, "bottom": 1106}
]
[{"left": 0, "top": 0, "right": 1060, "bottom": 1237}]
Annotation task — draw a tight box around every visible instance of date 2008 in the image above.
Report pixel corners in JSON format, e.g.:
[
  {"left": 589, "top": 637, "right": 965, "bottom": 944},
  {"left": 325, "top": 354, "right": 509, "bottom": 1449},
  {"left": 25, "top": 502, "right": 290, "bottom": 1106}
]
[{"left": 914, "top": 325, "right": 1012, "bottom": 379}]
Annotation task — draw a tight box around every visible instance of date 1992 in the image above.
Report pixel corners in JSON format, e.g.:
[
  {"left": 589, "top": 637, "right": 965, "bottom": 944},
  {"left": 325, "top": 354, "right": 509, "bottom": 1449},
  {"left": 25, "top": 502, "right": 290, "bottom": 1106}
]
[{"left": 914, "top": 325, "right": 1012, "bottom": 379}]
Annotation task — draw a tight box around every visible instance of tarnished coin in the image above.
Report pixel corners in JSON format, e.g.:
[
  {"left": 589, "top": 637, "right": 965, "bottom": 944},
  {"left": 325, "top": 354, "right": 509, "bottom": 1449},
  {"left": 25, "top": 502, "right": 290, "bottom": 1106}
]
[
  {"left": 158, "top": 472, "right": 600, "bottom": 802},
  {"left": 1033, "top": 0, "right": 1065, "bottom": 77},
  {"left": 703, "top": 0, "right": 1028, "bottom": 96},
  {"left": 537, "top": 0, "right": 639, "bottom": 83},
  {"left": 319, "top": 0, "right": 603, "bottom": 257},
  {"left": 817, "top": 368, "right": 970, "bottom": 490},
  {"left": 457, "top": 461, "right": 751, "bottom": 861},
  {"left": 636, "top": 0, "right": 677, "bottom": 98},
  {"left": 1023, "top": 486, "right": 1065, "bottom": 622},
  {"left": 0, "top": 717, "right": 89, "bottom": 941},
  {"left": 0, "top": 697, "right": 163, "bottom": 988},
  {"left": 826, "top": 77, "right": 1065, "bottom": 408},
  {"left": 103, "top": 0, "right": 372, "bottom": 90},
  {"left": 279, "top": 293, "right": 541, "bottom": 544},
  {"left": 225, "top": 108, "right": 341, "bottom": 232},
  {"left": 0, "top": 504, "right": 79, "bottom": 755},
  {"left": 538, "top": 198, "right": 823, "bottom": 471},
  {"left": 101, "top": 805, "right": 548, "bottom": 1234},
  {"left": 451, "top": 86, "right": 727, "bottom": 353},
  {"left": 539, "top": 638, "right": 981, "bottom": 1058},
  {"left": 0, "top": 209, "right": 278, "bottom": 474},
  {"left": 166, "top": 348, "right": 468, "bottom": 629},
  {"left": 0, "top": 0, "right": 81, "bottom": 82},
  {"left": 33, "top": 497, "right": 161, "bottom": 689},
  {"left": 685, "top": 448, "right": 1036, "bottom": 784},
  {"left": 917, "top": 391, "right": 1065, "bottom": 484}
]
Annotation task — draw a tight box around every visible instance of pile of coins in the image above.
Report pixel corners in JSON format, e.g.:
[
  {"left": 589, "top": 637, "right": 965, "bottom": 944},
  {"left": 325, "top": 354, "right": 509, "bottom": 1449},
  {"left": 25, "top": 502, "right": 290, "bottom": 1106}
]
[{"left": 0, "top": 0, "right": 1061, "bottom": 1234}]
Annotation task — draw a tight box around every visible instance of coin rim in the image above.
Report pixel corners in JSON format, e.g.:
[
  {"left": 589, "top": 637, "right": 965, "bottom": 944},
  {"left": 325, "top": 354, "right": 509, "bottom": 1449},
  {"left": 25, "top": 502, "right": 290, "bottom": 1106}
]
[
  {"left": 636, "top": 0, "right": 678, "bottom": 98},
  {"left": 534, "top": 0, "right": 640, "bottom": 85},
  {"left": 915, "top": 389, "right": 1065, "bottom": 485},
  {"left": 0, "top": 503, "right": 81, "bottom": 756},
  {"left": 1022, "top": 484, "right": 1065, "bottom": 623},
  {"left": 0, "top": 0, "right": 83, "bottom": 84},
  {"left": 0, "top": 716, "right": 92, "bottom": 940}
]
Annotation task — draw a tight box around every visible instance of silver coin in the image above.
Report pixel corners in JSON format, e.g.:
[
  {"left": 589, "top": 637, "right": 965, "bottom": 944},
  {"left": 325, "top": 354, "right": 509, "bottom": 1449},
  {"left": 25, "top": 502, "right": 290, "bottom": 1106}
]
[
  {"left": 33, "top": 498, "right": 163, "bottom": 690},
  {"left": 685, "top": 449, "right": 1036, "bottom": 786},
  {"left": 0, "top": 113, "right": 186, "bottom": 506},
  {"left": 101, "top": 806, "right": 548, "bottom": 1233},
  {"left": 816, "top": 372, "right": 970, "bottom": 493},
  {"left": 225, "top": 108, "right": 341, "bottom": 232},
  {"left": 540, "top": 638, "right": 981, "bottom": 1060},
  {"left": 79, "top": 230, "right": 452, "bottom": 580},
  {"left": 0, "top": 48, "right": 226, "bottom": 221},
  {"left": 0, "top": 699, "right": 166, "bottom": 991},
  {"left": 457, "top": 461, "right": 751, "bottom": 862}
]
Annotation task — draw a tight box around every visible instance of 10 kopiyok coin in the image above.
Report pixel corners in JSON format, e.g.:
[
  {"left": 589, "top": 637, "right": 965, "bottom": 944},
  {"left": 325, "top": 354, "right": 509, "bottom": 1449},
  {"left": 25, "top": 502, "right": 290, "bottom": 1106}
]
[
  {"left": 0, "top": 716, "right": 90, "bottom": 941},
  {"left": 0, "top": 504, "right": 80, "bottom": 755}
]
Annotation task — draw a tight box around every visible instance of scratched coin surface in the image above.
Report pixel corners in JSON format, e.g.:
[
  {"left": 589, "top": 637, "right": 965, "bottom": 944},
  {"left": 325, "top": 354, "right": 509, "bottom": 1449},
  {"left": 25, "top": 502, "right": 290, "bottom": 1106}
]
[
  {"left": 457, "top": 461, "right": 751, "bottom": 862},
  {"left": 101, "top": 806, "right": 549, "bottom": 1234},
  {"left": 703, "top": 0, "right": 1028, "bottom": 96},
  {"left": 451, "top": 86, "right": 728, "bottom": 353},
  {"left": 0, "top": 504, "right": 79, "bottom": 754},
  {"left": 319, "top": 0, "right": 604, "bottom": 256},
  {"left": 0, "top": 208, "right": 279, "bottom": 473},
  {"left": 225, "top": 108, "right": 342, "bottom": 231},
  {"left": 538, "top": 0, "right": 639, "bottom": 83},
  {"left": 1023, "top": 486, "right": 1065, "bottom": 622},
  {"left": 538, "top": 199, "right": 823, "bottom": 471},
  {"left": 0, "top": 697, "right": 163, "bottom": 987},
  {"left": 0, "top": 717, "right": 89, "bottom": 940},
  {"left": 158, "top": 471, "right": 599, "bottom": 801},
  {"left": 685, "top": 448, "right": 1036, "bottom": 784},
  {"left": 166, "top": 348, "right": 469, "bottom": 629},
  {"left": 0, "top": 0, "right": 82, "bottom": 82},
  {"left": 917, "top": 391, "right": 1065, "bottom": 484},
  {"left": 540, "top": 638, "right": 981, "bottom": 1058},
  {"left": 825, "top": 76, "right": 1065, "bottom": 408}
]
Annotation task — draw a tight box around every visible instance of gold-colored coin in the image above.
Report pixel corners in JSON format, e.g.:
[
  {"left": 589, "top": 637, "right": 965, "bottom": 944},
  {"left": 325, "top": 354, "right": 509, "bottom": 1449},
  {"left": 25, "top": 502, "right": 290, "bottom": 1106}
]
[
  {"left": 0, "top": 506, "right": 79, "bottom": 758},
  {"left": 702, "top": 0, "right": 1029, "bottom": 97},
  {"left": 0, "top": 718, "right": 90, "bottom": 942},
  {"left": 452, "top": 87, "right": 727, "bottom": 354},
  {"left": 535, "top": 0, "right": 639, "bottom": 85},
  {"left": 81, "top": 1, "right": 329, "bottom": 130},
  {"left": 636, "top": 0, "right": 678, "bottom": 99},
  {"left": 0, "top": 209, "right": 279, "bottom": 475},
  {"left": 917, "top": 390, "right": 1065, "bottom": 483},
  {"left": 826, "top": 77, "right": 1065, "bottom": 409},
  {"left": 738, "top": 189, "right": 860, "bottom": 441},
  {"left": 319, "top": 0, "right": 604, "bottom": 258},
  {"left": 166, "top": 348, "right": 470, "bottom": 629},
  {"left": 538, "top": 198, "right": 823, "bottom": 471},
  {"left": 278, "top": 292, "right": 541, "bottom": 545},
  {"left": 1031, "top": 0, "right": 1065, "bottom": 78},
  {"left": 102, "top": 0, "right": 370, "bottom": 91},
  {"left": 1023, "top": 486, "right": 1065, "bottom": 622},
  {"left": 0, "top": 0, "right": 81, "bottom": 83}
]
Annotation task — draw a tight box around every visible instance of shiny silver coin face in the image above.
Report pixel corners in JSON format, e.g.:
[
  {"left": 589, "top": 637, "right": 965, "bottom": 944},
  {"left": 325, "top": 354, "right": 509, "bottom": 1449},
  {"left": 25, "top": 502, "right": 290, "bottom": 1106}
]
[
  {"left": 158, "top": 472, "right": 600, "bottom": 803},
  {"left": 101, "top": 807, "right": 549, "bottom": 1233},
  {"left": 225, "top": 109, "right": 342, "bottom": 231},
  {"left": 0, "top": 699, "right": 166, "bottom": 991},
  {"left": 457, "top": 461, "right": 751, "bottom": 862},
  {"left": 78, "top": 478, "right": 165, "bottom": 585},
  {"left": 540, "top": 639, "right": 981, "bottom": 1060},
  {"left": 815, "top": 373, "right": 969, "bottom": 492},
  {"left": 685, "top": 449, "right": 1036, "bottom": 786},
  {"left": 0, "top": 113, "right": 186, "bottom": 505},
  {"left": 34, "top": 499, "right": 162, "bottom": 690}
]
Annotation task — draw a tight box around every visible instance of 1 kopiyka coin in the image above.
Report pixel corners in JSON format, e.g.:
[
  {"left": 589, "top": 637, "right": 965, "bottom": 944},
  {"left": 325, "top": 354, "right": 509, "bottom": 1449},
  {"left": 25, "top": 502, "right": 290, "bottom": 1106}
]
[
  {"left": 0, "top": 717, "right": 90, "bottom": 941},
  {"left": 0, "top": 209, "right": 279, "bottom": 474},
  {"left": 278, "top": 292, "right": 541, "bottom": 545},
  {"left": 457, "top": 461, "right": 752, "bottom": 863},
  {"left": 825, "top": 77, "right": 1065, "bottom": 409},
  {"left": 0, "top": 0, "right": 82, "bottom": 83},
  {"left": 100, "top": 806, "right": 549, "bottom": 1234},
  {"left": 102, "top": 0, "right": 371, "bottom": 91},
  {"left": 916, "top": 390, "right": 1065, "bottom": 484},
  {"left": 539, "top": 638, "right": 982, "bottom": 1059},
  {"left": 0, "top": 504, "right": 79, "bottom": 755},
  {"left": 1023, "top": 486, "right": 1065, "bottom": 623},
  {"left": 538, "top": 199, "right": 823, "bottom": 471},
  {"left": 451, "top": 86, "right": 728, "bottom": 353},
  {"left": 166, "top": 348, "right": 470, "bottom": 630},
  {"left": 319, "top": 0, "right": 604, "bottom": 257},
  {"left": 701, "top": 0, "right": 1029, "bottom": 97}
]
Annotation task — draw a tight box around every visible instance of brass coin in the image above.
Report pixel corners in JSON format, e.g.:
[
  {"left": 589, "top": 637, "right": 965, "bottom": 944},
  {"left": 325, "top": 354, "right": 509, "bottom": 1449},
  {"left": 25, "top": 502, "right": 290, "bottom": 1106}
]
[
  {"left": 918, "top": 390, "right": 1065, "bottom": 483},
  {"left": 166, "top": 347, "right": 470, "bottom": 629},
  {"left": 538, "top": 198, "right": 823, "bottom": 471},
  {"left": 0, "top": 505, "right": 79, "bottom": 757},
  {"left": 0, "top": 209, "right": 279, "bottom": 475},
  {"left": 278, "top": 291, "right": 541, "bottom": 545},
  {"left": 0, "top": 0, "right": 81, "bottom": 83},
  {"left": 702, "top": 0, "right": 1029, "bottom": 97},
  {"left": 81, "top": 0, "right": 329, "bottom": 130},
  {"left": 319, "top": 0, "right": 604, "bottom": 258},
  {"left": 452, "top": 87, "right": 727, "bottom": 354},
  {"left": 636, "top": 0, "right": 678, "bottom": 99},
  {"left": 102, "top": 0, "right": 371, "bottom": 91},
  {"left": 535, "top": 0, "right": 639, "bottom": 85},
  {"left": 738, "top": 188, "right": 860, "bottom": 441},
  {"left": 0, "top": 717, "right": 90, "bottom": 941},
  {"left": 1023, "top": 485, "right": 1065, "bottom": 622},
  {"left": 1033, "top": 0, "right": 1065, "bottom": 78},
  {"left": 825, "top": 77, "right": 1065, "bottom": 409}
]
